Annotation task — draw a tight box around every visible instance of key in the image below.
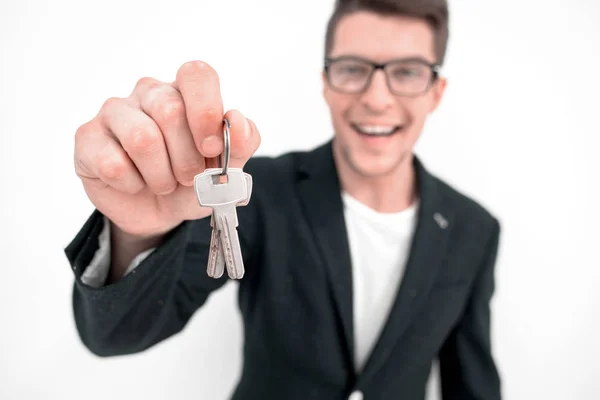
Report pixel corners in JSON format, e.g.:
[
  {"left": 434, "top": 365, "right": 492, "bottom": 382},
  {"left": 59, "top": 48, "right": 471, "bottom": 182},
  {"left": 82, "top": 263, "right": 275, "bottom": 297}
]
[
  {"left": 207, "top": 217, "right": 225, "bottom": 278},
  {"left": 238, "top": 172, "right": 253, "bottom": 207},
  {"left": 203, "top": 169, "right": 253, "bottom": 278},
  {"left": 217, "top": 172, "right": 252, "bottom": 279},
  {"left": 196, "top": 168, "right": 246, "bottom": 278},
  {"left": 195, "top": 168, "right": 251, "bottom": 279},
  {"left": 205, "top": 170, "right": 253, "bottom": 279}
]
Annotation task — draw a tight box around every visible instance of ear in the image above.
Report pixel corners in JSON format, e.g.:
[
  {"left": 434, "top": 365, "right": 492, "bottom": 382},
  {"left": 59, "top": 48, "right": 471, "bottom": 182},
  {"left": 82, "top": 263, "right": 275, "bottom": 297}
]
[{"left": 428, "top": 77, "right": 448, "bottom": 114}]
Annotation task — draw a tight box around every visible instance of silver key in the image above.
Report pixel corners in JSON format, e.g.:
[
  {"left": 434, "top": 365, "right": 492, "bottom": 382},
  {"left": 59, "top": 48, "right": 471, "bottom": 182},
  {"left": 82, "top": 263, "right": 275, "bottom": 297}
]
[
  {"left": 204, "top": 170, "right": 253, "bottom": 278},
  {"left": 207, "top": 217, "right": 225, "bottom": 278},
  {"left": 217, "top": 171, "right": 252, "bottom": 279},
  {"left": 195, "top": 168, "right": 249, "bottom": 279}
]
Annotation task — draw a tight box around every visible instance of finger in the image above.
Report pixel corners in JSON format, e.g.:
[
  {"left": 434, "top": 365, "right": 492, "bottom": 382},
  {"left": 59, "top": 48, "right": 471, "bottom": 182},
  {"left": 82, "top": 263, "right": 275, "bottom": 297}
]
[
  {"left": 134, "top": 78, "right": 204, "bottom": 187},
  {"left": 100, "top": 96, "right": 177, "bottom": 195},
  {"left": 246, "top": 117, "right": 262, "bottom": 156},
  {"left": 74, "top": 120, "right": 146, "bottom": 194},
  {"left": 173, "top": 61, "right": 224, "bottom": 158},
  {"left": 222, "top": 110, "right": 261, "bottom": 168}
]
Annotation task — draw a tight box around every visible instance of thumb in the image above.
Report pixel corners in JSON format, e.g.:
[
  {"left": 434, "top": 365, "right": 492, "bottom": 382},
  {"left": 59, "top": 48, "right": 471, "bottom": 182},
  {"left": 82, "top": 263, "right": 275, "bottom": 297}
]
[{"left": 223, "top": 110, "right": 261, "bottom": 169}]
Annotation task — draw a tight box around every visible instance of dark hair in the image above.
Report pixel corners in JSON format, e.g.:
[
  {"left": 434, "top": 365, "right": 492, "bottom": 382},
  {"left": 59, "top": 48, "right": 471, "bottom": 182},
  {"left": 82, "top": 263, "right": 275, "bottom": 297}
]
[{"left": 324, "top": 0, "right": 450, "bottom": 65}]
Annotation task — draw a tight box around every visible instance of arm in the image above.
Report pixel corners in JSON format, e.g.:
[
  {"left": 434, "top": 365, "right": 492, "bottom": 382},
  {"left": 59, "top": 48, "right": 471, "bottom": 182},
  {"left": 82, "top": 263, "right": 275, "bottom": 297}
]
[
  {"left": 80, "top": 215, "right": 156, "bottom": 288},
  {"left": 64, "top": 203, "right": 260, "bottom": 357},
  {"left": 438, "top": 219, "right": 502, "bottom": 400},
  {"left": 106, "top": 218, "right": 164, "bottom": 284}
]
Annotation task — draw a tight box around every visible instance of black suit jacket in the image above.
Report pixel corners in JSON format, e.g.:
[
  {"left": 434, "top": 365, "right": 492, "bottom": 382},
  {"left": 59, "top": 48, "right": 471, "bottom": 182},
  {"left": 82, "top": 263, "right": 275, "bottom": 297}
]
[{"left": 65, "top": 139, "right": 502, "bottom": 400}]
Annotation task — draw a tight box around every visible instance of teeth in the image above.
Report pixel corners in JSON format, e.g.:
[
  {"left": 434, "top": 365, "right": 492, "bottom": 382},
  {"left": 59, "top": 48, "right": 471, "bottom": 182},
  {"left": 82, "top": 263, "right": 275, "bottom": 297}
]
[{"left": 355, "top": 124, "right": 399, "bottom": 136}]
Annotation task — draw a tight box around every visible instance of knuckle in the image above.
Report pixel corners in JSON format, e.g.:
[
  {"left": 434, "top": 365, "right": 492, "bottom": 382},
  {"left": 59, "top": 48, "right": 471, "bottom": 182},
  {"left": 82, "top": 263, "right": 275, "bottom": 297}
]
[
  {"left": 74, "top": 120, "right": 103, "bottom": 153},
  {"left": 157, "top": 95, "right": 185, "bottom": 125},
  {"left": 74, "top": 121, "right": 92, "bottom": 143},
  {"left": 97, "top": 153, "right": 126, "bottom": 180},
  {"left": 140, "top": 83, "right": 185, "bottom": 126},
  {"left": 101, "top": 96, "right": 124, "bottom": 113},
  {"left": 134, "top": 76, "right": 160, "bottom": 92},
  {"left": 126, "top": 125, "right": 162, "bottom": 154}
]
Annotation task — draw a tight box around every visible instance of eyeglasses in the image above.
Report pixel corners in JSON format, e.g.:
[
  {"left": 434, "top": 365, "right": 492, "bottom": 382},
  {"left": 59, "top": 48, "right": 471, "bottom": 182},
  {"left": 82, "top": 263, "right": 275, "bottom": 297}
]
[{"left": 324, "top": 56, "right": 440, "bottom": 97}]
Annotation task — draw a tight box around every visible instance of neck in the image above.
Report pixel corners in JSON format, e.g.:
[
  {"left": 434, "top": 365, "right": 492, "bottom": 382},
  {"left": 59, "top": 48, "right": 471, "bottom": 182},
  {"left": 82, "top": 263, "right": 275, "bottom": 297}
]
[{"left": 333, "top": 146, "right": 418, "bottom": 214}]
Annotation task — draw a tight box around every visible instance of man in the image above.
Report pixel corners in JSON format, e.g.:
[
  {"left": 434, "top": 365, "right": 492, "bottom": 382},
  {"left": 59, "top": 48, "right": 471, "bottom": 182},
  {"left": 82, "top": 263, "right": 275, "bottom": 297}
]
[{"left": 66, "top": 0, "right": 502, "bottom": 399}]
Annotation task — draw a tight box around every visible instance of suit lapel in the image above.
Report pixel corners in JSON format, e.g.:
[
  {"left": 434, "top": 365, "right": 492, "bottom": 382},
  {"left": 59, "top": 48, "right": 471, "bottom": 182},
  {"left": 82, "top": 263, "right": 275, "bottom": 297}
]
[
  {"left": 356, "top": 155, "right": 454, "bottom": 385},
  {"left": 295, "top": 140, "right": 356, "bottom": 370},
  {"left": 295, "top": 139, "right": 454, "bottom": 381}
]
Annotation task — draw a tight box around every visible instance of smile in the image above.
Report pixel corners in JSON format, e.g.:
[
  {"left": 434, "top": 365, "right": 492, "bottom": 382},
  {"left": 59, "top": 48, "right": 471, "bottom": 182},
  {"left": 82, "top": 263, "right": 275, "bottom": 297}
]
[{"left": 351, "top": 123, "right": 402, "bottom": 137}]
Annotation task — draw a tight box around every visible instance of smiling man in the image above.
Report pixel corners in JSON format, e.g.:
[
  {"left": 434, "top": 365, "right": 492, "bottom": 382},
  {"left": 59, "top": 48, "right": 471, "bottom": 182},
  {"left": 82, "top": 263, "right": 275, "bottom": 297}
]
[{"left": 66, "top": 0, "right": 502, "bottom": 399}]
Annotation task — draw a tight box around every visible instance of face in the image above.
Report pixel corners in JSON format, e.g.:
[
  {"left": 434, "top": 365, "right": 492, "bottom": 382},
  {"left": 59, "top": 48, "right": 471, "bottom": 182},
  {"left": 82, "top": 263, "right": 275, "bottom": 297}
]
[{"left": 323, "top": 11, "right": 447, "bottom": 178}]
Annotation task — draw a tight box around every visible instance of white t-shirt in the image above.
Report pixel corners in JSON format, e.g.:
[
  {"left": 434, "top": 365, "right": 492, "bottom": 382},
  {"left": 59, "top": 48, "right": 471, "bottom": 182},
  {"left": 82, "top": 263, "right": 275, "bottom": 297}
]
[{"left": 342, "top": 192, "right": 419, "bottom": 371}]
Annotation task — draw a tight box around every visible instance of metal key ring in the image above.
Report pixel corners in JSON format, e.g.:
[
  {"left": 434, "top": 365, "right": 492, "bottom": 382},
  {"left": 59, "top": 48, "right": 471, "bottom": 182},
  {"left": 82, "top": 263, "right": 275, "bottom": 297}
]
[{"left": 218, "top": 118, "right": 231, "bottom": 176}]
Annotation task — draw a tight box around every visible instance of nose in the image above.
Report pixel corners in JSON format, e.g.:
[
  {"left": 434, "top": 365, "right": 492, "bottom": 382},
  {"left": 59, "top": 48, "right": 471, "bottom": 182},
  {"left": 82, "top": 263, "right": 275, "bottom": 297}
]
[{"left": 359, "top": 69, "right": 394, "bottom": 113}]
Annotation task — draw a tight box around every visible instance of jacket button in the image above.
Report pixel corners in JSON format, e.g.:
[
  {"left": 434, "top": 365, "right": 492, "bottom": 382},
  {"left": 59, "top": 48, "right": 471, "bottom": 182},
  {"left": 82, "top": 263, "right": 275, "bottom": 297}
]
[{"left": 348, "top": 390, "right": 364, "bottom": 400}]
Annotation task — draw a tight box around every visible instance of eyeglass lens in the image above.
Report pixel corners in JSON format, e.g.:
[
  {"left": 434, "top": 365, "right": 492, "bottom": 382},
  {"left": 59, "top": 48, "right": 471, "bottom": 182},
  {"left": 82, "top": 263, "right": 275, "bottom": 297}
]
[{"left": 328, "top": 59, "right": 434, "bottom": 95}]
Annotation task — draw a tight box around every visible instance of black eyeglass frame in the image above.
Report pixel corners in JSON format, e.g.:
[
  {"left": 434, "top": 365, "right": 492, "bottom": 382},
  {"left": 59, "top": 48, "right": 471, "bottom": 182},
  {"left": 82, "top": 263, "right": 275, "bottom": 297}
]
[{"left": 323, "top": 56, "right": 441, "bottom": 97}]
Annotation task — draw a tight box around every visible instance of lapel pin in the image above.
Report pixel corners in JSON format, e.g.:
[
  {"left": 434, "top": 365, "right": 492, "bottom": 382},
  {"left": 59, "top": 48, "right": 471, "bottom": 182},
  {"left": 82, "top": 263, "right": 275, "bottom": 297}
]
[{"left": 433, "top": 212, "right": 449, "bottom": 229}]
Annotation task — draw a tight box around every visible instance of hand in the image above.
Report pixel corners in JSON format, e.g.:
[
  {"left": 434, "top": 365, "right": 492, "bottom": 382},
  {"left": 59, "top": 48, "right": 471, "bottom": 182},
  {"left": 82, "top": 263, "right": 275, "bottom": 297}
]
[{"left": 73, "top": 61, "right": 261, "bottom": 239}]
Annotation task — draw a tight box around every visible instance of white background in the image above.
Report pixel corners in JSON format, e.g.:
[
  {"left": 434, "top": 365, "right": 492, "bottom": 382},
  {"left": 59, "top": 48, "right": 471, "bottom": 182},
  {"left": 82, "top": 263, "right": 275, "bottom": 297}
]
[{"left": 1, "top": 0, "right": 599, "bottom": 399}]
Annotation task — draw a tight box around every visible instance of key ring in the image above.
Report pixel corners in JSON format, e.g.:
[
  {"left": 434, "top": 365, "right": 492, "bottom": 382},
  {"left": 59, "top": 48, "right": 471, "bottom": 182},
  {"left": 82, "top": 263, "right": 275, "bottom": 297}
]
[{"left": 217, "top": 118, "right": 231, "bottom": 177}]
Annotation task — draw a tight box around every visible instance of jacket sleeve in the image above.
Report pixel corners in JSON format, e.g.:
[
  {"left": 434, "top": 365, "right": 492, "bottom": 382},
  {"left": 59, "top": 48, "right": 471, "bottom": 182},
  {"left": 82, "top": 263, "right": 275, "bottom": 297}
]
[
  {"left": 63, "top": 203, "right": 260, "bottom": 357},
  {"left": 438, "top": 219, "right": 502, "bottom": 400},
  {"left": 80, "top": 215, "right": 155, "bottom": 288}
]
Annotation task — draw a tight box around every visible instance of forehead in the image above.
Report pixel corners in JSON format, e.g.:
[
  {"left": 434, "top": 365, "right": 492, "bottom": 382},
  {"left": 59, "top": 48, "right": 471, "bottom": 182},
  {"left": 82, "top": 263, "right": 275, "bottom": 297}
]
[{"left": 330, "top": 11, "right": 436, "bottom": 63}]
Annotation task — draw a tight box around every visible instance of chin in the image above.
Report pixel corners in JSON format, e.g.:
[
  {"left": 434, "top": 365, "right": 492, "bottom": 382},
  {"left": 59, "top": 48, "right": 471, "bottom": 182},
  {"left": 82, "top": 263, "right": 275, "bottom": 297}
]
[{"left": 342, "top": 146, "right": 408, "bottom": 178}]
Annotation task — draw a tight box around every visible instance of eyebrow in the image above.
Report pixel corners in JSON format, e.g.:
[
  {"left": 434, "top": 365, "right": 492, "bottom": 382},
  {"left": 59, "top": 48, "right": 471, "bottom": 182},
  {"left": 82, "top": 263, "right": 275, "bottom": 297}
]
[{"left": 328, "top": 54, "right": 437, "bottom": 65}]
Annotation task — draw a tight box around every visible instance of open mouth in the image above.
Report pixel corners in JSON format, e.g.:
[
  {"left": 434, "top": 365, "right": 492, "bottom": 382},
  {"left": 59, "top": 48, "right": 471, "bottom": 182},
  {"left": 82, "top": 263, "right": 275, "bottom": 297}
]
[{"left": 351, "top": 123, "right": 402, "bottom": 137}]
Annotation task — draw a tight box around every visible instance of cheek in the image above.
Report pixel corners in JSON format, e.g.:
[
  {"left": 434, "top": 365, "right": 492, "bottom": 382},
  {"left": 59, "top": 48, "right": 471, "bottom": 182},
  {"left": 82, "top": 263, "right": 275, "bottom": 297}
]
[
  {"left": 403, "top": 96, "right": 435, "bottom": 126},
  {"left": 326, "top": 94, "right": 353, "bottom": 126}
]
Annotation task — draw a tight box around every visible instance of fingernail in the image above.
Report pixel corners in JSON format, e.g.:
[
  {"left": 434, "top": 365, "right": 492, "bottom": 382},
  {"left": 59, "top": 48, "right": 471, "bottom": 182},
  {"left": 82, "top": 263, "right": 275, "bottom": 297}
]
[
  {"left": 201, "top": 135, "right": 222, "bottom": 156},
  {"left": 202, "top": 135, "right": 217, "bottom": 145}
]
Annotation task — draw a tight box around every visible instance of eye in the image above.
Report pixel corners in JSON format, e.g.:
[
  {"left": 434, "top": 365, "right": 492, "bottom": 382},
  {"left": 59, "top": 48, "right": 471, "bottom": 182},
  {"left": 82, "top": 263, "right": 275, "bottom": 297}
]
[
  {"left": 342, "top": 66, "right": 362, "bottom": 74},
  {"left": 338, "top": 64, "right": 368, "bottom": 76},
  {"left": 393, "top": 67, "right": 420, "bottom": 78}
]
